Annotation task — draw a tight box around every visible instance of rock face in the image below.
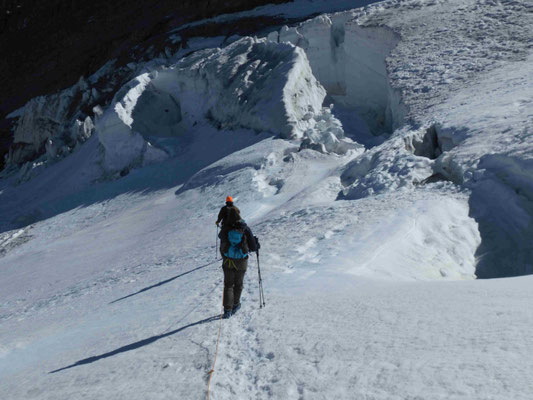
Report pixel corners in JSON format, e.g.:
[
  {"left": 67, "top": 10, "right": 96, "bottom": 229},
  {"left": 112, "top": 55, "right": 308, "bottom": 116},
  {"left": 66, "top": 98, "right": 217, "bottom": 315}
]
[{"left": 0, "top": 0, "right": 290, "bottom": 169}]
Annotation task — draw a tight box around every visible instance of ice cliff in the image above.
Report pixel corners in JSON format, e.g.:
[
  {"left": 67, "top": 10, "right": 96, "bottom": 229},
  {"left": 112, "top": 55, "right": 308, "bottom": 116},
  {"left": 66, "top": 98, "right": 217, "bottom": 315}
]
[{"left": 97, "top": 37, "right": 363, "bottom": 174}]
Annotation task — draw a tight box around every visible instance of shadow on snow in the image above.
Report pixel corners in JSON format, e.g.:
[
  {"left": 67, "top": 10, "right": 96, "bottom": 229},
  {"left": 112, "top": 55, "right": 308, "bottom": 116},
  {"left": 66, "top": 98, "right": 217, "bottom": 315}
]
[
  {"left": 469, "top": 154, "right": 533, "bottom": 278},
  {"left": 0, "top": 129, "right": 272, "bottom": 234},
  {"left": 109, "top": 260, "right": 219, "bottom": 304},
  {"left": 49, "top": 315, "right": 220, "bottom": 374}
]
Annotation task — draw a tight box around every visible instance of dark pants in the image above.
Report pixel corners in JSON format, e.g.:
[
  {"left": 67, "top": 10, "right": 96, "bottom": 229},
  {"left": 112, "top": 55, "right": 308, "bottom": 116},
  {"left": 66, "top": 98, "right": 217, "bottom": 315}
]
[{"left": 222, "top": 257, "right": 248, "bottom": 310}]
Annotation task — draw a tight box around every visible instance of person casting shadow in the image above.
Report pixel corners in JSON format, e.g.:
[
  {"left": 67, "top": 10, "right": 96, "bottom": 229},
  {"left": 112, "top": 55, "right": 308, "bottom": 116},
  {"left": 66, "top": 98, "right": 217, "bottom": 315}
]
[{"left": 218, "top": 206, "right": 258, "bottom": 319}]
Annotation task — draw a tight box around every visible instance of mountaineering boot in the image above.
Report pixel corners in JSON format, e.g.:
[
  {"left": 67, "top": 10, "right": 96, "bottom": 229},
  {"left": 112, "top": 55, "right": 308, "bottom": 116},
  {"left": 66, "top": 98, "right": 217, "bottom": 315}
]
[
  {"left": 223, "top": 309, "right": 232, "bottom": 319},
  {"left": 232, "top": 303, "right": 241, "bottom": 315}
]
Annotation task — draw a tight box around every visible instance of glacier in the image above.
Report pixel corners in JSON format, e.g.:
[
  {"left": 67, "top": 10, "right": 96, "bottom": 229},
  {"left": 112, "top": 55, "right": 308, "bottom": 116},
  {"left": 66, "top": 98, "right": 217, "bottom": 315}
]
[{"left": 1, "top": 0, "right": 533, "bottom": 399}]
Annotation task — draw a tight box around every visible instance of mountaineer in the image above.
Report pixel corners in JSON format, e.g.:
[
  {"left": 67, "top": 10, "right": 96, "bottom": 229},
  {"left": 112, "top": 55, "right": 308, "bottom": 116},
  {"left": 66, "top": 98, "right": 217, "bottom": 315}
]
[
  {"left": 218, "top": 207, "right": 259, "bottom": 319},
  {"left": 215, "top": 196, "right": 240, "bottom": 228}
]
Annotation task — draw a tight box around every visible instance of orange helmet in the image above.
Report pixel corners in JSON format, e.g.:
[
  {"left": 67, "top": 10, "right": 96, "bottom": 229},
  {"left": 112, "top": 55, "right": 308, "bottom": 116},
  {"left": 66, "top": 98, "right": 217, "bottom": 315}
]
[{"left": 226, "top": 196, "right": 233, "bottom": 203}]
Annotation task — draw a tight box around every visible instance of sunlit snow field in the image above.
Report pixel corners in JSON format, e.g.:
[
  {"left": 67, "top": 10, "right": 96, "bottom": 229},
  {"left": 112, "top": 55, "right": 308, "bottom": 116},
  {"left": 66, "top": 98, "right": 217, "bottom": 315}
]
[{"left": 2, "top": 1, "right": 533, "bottom": 399}]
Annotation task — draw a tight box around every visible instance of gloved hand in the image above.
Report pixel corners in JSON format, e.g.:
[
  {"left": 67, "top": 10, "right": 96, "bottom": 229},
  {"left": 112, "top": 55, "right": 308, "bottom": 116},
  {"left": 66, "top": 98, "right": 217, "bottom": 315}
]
[
  {"left": 254, "top": 236, "right": 261, "bottom": 250},
  {"left": 215, "top": 221, "right": 219, "bottom": 226}
]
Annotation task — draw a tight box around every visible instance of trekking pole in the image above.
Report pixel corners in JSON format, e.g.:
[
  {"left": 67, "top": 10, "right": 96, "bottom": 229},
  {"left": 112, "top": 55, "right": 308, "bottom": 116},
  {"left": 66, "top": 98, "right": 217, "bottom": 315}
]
[
  {"left": 215, "top": 225, "right": 219, "bottom": 260},
  {"left": 256, "top": 250, "right": 266, "bottom": 308}
]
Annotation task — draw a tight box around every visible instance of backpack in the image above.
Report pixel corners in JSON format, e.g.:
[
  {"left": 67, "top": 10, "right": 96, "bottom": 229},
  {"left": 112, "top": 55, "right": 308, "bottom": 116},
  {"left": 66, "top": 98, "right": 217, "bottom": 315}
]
[
  {"left": 223, "top": 206, "right": 241, "bottom": 227},
  {"left": 223, "top": 227, "right": 249, "bottom": 259}
]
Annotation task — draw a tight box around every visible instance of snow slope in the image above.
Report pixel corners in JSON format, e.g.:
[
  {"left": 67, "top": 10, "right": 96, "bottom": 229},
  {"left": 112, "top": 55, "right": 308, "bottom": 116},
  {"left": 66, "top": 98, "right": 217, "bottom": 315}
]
[{"left": 2, "top": 0, "right": 533, "bottom": 399}]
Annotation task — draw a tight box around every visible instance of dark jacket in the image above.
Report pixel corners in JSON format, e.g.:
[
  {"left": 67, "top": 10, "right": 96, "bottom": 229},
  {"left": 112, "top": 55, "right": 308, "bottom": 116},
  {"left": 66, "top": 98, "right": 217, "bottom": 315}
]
[
  {"left": 219, "top": 220, "right": 258, "bottom": 258},
  {"left": 216, "top": 203, "right": 240, "bottom": 226}
]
